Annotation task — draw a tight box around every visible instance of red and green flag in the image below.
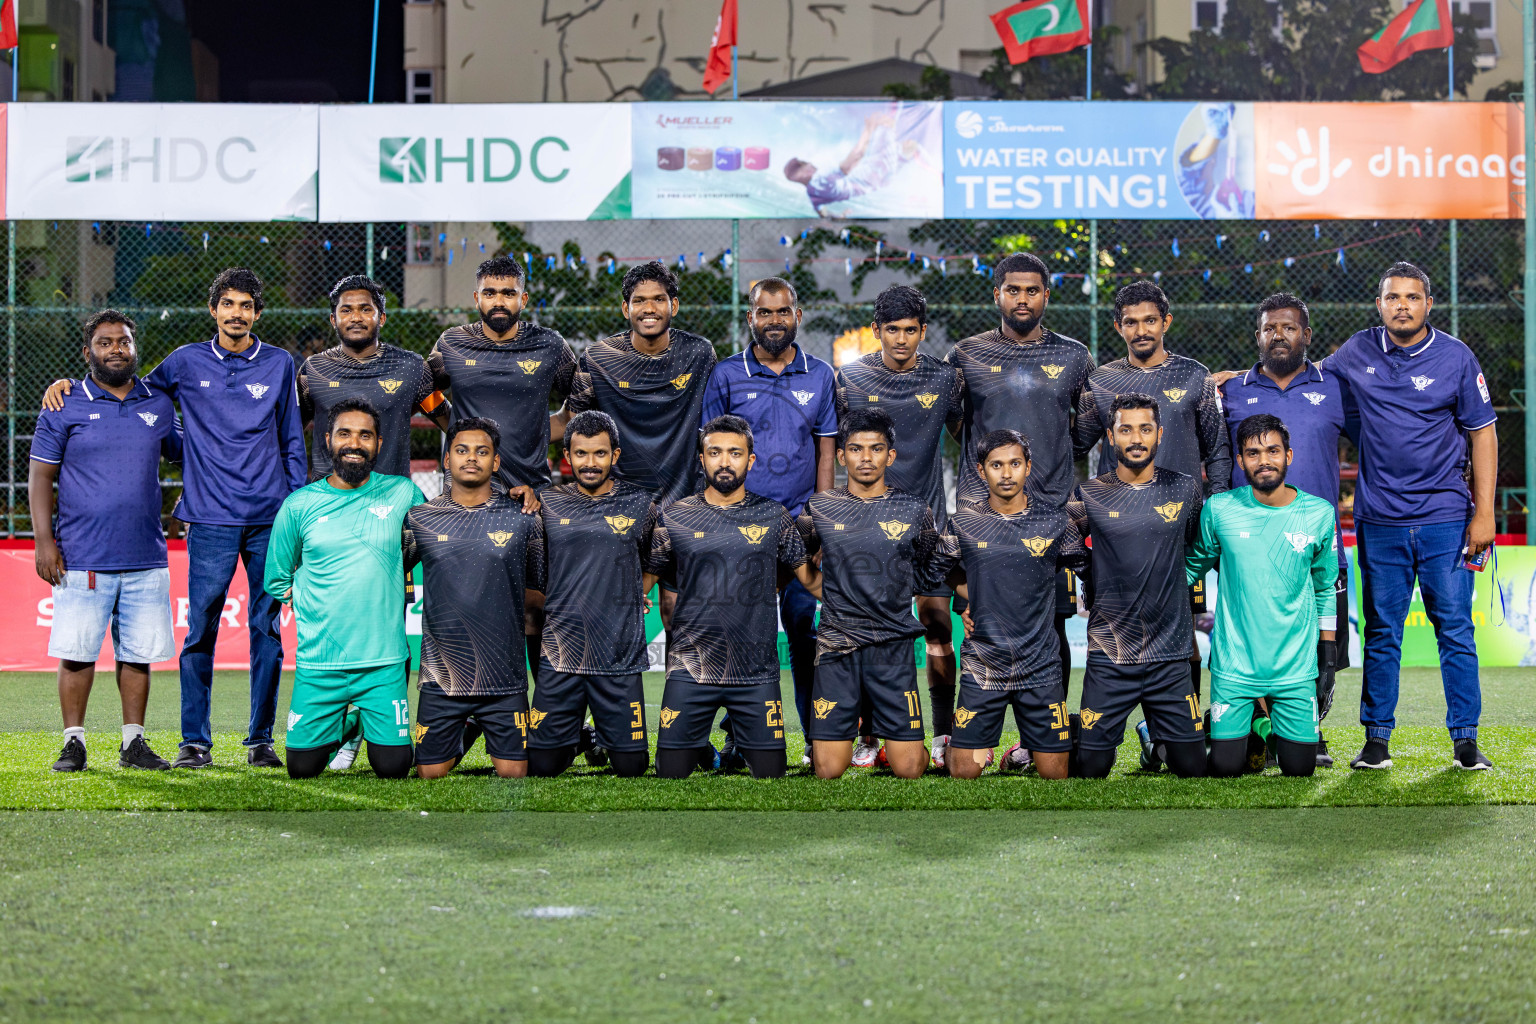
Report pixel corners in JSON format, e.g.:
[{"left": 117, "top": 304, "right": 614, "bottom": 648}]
[
  {"left": 990, "top": 0, "right": 1092, "bottom": 65},
  {"left": 1357, "top": 0, "right": 1454, "bottom": 74},
  {"left": 0, "top": 0, "right": 17, "bottom": 51}
]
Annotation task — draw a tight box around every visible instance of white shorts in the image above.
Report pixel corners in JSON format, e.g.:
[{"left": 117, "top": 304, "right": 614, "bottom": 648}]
[{"left": 48, "top": 567, "right": 174, "bottom": 664}]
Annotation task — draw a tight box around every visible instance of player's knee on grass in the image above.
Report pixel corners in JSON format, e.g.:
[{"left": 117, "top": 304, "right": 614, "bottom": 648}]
[
  {"left": 285, "top": 746, "right": 331, "bottom": 779},
  {"left": 883, "top": 741, "right": 926, "bottom": 779},
  {"left": 492, "top": 757, "right": 528, "bottom": 779},
  {"left": 949, "top": 746, "right": 985, "bottom": 780},
  {"left": 528, "top": 746, "right": 577, "bottom": 777},
  {"left": 1075, "top": 746, "right": 1116, "bottom": 779},
  {"left": 742, "top": 748, "right": 785, "bottom": 779},
  {"left": 814, "top": 740, "right": 854, "bottom": 779},
  {"left": 656, "top": 747, "right": 704, "bottom": 779},
  {"left": 366, "top": 743, "right": 413, "bottom": 779},
  {"left": 1162, "top": 740, "right": 1208, "bottom": 778},
  {"left": 1275, "top": 738, "right": 1317, "bottom": 777},
  {"left": 416, "top": 759, "right": 456, "bottom": 779},
  {"left": 609, "top": 750, "right": 648, "bottom": 777},
  {"left": 1034, "top": 751, "right": 1069, "bottom": 780},
  {"left": 1208, "top": 738, "right": 1249, "bottom": 778}
]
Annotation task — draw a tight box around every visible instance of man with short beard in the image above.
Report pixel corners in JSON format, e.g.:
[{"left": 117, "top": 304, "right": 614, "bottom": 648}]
[
  {"left": 1219, "top": 292, "right": 1354, "bottom": 766},
  {"left": 298, "top": 275, "right": 448, "bottom": 480},
  {"left": 264, "top": 399, "right": 425, "bottom": 779}
]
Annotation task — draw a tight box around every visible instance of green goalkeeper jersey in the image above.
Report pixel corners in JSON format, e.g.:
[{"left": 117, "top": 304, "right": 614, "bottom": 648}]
[
  {"left": 264, "top": 472, "right": 425, "bottom": 670},
  {"left": 1186, "top": 485, "right": 1336, "bottom": 687}
]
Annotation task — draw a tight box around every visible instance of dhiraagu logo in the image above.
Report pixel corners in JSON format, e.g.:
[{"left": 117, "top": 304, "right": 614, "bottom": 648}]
[{"left": 378, "top": 136, "right": 571, "bottom": 184}]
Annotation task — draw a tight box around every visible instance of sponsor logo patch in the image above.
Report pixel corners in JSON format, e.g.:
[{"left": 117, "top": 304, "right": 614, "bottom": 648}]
[{"left": 1477, "top": 372, "right": 1490, "bottom": 403}]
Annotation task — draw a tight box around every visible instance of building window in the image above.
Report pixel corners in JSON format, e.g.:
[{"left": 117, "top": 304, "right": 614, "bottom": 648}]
[
  {"left": 1194, "top": 1, "right": 1221, "bottom": 29},
  {"left": 1453, "top": 0, "right": 1498, "bottom": 67},
  {"left": 92, "top": 0, "right": 106, "bottom": 44},
  {"left": 62, "top": 58, "right": 75, "bottom": 101},
  {"left": 408, "top": 224, "right": 436, "bottom": 265},
  {"left": 407, "top": 69, "right": 435, "bottom": 104}
]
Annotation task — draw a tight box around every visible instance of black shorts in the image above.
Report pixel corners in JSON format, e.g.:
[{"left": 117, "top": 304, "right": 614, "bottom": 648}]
[
  {"left": 657, "top": 675, "right": 786, "bottom": 751},
  {"left": 415, "top": 689, "right": 528, "bottom": 764},
  {"left": 1056, "top": 567, "right": 1079, "bottom": 616},
  {"left": 916, "top": 581, "right": 953, "bottom": 600},
  {"left": 951, "top": 673, "right": 1072, "bottom": 752},
  {"left": 1334, "top": 568, "right": 1350, "bottom": 670},
  {"left": 1077, "top": 655, "right": 1203, "bottom": 750},
  {"left": 1190, "top": 578, "right": 1208, "bottom": 615},
  {"left": 529, "top": 669, "right": 647, "bottom": 752},
  {"left": 808, "top": 637, "right": 923, "bottom": 743}
]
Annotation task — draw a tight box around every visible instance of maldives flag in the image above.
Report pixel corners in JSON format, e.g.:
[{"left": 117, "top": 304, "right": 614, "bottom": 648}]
[
  {"left": 1357, "top": 0, "right": 1453, "bottom": 74},
  {"left": 701, "top": 0, "right": 737, "bottom": 94},
  {"left": 0, "top": 0, "right": 17, "bottom": 51},
  {"left": 991, "top": 0, "right": 1091, "bottom": 65}
]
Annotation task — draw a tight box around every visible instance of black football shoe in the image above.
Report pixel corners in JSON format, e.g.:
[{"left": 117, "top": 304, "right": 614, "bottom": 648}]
[
  {"left": 120, "top": 736, "right": 171, "bottom": 770},
  {"left": 52, "top": 737, "right": 87, "bottom": 772}
]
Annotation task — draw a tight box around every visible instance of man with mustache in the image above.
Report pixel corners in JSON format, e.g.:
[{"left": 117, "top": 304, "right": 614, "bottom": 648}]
[
  {"left": 1218, "top": 293, "right": 1355, "bottom": 766},
  {"left": 298, "top": 275, "right": 448, "bottom": 480},
  {"left": 265, "top": 398, "right": 425, "bottom": 779},
  {"left": 30, "top": 310, "right": 181, "bottom": 772},
  {"left": 41, "top": 267, "right": 306, "bottom": 770},
  {"left": 700, "top": 278, "right": 837, "bottom": 765},
  {"left": 1187, "top": 414, "right": 1337, "bottom": 778},
  {"left": 1066, "top": 394, "right": 1207, "bottom": 778}
]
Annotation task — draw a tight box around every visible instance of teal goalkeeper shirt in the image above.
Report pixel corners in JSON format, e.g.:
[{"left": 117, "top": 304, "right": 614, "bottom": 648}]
[
  {"left": 264, "top": 472, "right": 425, "bottom": 670},
  {"left": 1185, "top": 486, "right": 1337, "bottom": 687}
]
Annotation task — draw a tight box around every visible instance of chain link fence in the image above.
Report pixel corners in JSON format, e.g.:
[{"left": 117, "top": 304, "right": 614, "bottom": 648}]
[{"left": 2, "top": 216, "right": 1527, "bottom": 535}]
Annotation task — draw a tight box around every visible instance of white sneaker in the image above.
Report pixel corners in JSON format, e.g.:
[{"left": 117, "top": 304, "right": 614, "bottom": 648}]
[
  {"left": 930, "top": 734, "right": 950, "bottom": 769},
  {"left": 851, "top": 737, "right": 880, "bottom": 767},
  {"left": 998, "top": 743, "right": 1033, "bottom": 773},
  {"left": 328, "top": 706, "right": 362, "bottom": 770}
]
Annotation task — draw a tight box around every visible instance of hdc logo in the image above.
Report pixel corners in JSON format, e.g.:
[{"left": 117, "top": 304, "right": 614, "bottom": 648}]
[
  {"left": 378, "top": 136, "right": 571, "bottom": 184},
  {"left": 66, "top": 136, "right": 259, "bottom": 183}
]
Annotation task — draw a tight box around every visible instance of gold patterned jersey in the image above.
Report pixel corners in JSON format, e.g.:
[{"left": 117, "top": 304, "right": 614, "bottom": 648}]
[
  {"left": 297, "top": 343, "right": 438, "bottom": 480},
  {"left": 646, "top": 492, "right": 807, "bottom": 686},
  {"left": 1066, "top": 468, "right": 1204, "bottom": 665},
  {"left": 532, "top": 481, "right": 659, "bottom": 675}
]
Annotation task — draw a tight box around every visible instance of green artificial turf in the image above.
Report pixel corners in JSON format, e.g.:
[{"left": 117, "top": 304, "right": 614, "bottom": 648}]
[{"left": 1, "top": 808, "right": 1533, "bottom": 1023}]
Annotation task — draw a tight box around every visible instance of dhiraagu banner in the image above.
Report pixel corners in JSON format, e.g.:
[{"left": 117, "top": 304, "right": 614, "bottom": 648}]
[{"left": 317, "top": 104, "right": 632, "bottom": 222}]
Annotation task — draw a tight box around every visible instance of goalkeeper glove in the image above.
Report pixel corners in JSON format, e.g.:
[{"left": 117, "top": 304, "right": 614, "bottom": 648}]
[{"left": 1316, "top": 638, "right": 1338, "bottom": 721}]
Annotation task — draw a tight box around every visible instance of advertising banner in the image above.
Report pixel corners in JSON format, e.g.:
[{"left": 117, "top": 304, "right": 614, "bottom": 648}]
[
  {"left": 1254, "top": 102, "right": 1525, "bottom": 219},
  {"left": 631, "top": 101, "right": 943, "bottom": 219},
  {"left": 5, "top": 103, "right": 319, "bottom": 221},
  {"left": 317, "top": 104, "right": 632, "bottom": 222},
  {"left": 942, "top": 101, "right": 1256, "bottom": 220}
]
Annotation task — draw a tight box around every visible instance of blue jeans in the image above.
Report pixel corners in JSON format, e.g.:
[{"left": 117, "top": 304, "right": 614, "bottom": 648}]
[
  {"left": 780, "top": 578, "right": 819, "bottom": 741},
  {"left": 1357, "top": 518, "right": 1480, "bottom": 742},
  {"left": 180, "top": 524, "right": 285, "bottom": 749}
]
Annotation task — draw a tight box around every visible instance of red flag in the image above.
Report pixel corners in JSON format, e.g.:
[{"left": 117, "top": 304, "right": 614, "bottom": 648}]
[
  {"left": 990, "top": 0, "right": 1092, "bottom": 66},
  {"left": 0, "top": 0, "right": 18, "bottom": 51},
  {"left": 1357, "top": 0, "right": 1453, "bottom": 74},
  {"left": 701, "top": 0, "right": 737, "bottom": 95}
]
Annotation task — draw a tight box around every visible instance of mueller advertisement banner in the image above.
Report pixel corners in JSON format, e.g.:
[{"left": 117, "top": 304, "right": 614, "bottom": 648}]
[
  {"left": 4, "top": 103, "right": 320, "bottom": 221},
  {"left": 316, "top": 103, "right": 632, "bottom": 222},
  {"left": 630, "top": 101, "right": 944, "bottom": 219}
]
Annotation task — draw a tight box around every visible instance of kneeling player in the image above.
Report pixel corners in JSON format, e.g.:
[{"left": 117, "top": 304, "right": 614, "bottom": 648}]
[
  {"left": 799, "top": 408, "right": 940, "bottom": 779},
  {"left": 646, "top": 415, "right": 822, "bottom": 779},
  {"left": 932, "top": 430, "right": 1085, "bottom": 780},
  {"left": 1067, "top": 394, "right": 1207, "bottom": 778},
  {"left": 405, "top": 417, "right": 539, "bottom": 779},
  {"left": 265, "top": 399, "right": 424, "bottom": 779},
  {"left": 528, "top": 411, "right": 659, "bottom": 778},
  {"left": 1187, "top": 414, "right": 1335, "bottom": 777}
]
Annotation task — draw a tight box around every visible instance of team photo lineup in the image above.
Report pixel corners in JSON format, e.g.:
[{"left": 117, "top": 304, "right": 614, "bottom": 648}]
[{"left": 32, "top": 247, "right": 1500, "bottom": 782}]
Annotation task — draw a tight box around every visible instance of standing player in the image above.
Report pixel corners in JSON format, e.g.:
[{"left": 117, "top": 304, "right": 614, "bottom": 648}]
[
  {"left": 30, "top": 311, "right": 181, "bottom": 771},
  {"left": 298, "top": 275, "right": 448, "bottom": 480},
  {"left": 405, "top": 417, "right": 539, "bottom": 779},
  {"left": 946, "top": 253, "right": 1094, "bottom": 705},
  {"left": 264, "top": 399, "right": 424, "bottom": 779},
  {"left": 932, "top": 429, "right": 1086, "bottom": 781},
  {"left": 1067, "top": 394, "right": 1207, "bottom": 778},
  {"left": 835, "top": 284, "right": 963, "bottom": 767},
  {"left": 1186, "top": 414, "right": 1337, "bottom": 777},
  {"left": 799, "top": 407, "right": 941, "bottom": 780},
  {"left": 646, "top": 415, "right": 822, "bottom": 779},
  {"left": 1220, "top": 293, "right": 1355, "bottom": 765},
  {"left": 528, "top": 411, "right": 659, "bottom": 778}
]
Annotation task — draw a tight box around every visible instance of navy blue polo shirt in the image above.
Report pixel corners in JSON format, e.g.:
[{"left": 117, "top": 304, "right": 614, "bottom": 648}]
[
  {"left": 30, "top": 377, "right": 182, "bottom": 572},
  {"left": 1324, "top": 326, "right": 1497, "bottom": 525},
  {"left": 1221, "top": 359, "right": 1353, "bottom": 567},
  {"left": 701, "top": 345, "right": 838, "bottom": 515},
  {"left": 145, "top": 338, "right": 307, "bottom": 526}
]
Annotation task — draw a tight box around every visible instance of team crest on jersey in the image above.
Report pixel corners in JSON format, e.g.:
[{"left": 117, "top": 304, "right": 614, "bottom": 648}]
[
  {"left": 367, "top": 505, "right": 394, "bottom": 519},
  {"left": 1285, "top": 531, "right": 1314, "bottom": 554},
  {"left": 518, "top": 359, "right": 542, "bottom": 375},
  {"left": 670, "top": 372, "right": 693, "bottom": 391},
  {"left": 137, "top": 412, "right": 159, "bottom": 426},
  {"left": 487, "top": 530, "right": 514, "bottom": 547},
  {"left": 812, "top": 698, "right": 838, "bottom": 720},
  {"left": 1040, "top": 363, "right": 1064, "bottom": 379},
  {"left": 792, "top": 390, "right": 815, "bottom": 406},
  {"left": 245, "top": 383, "right": 270, "bottom": 399},
  {"left": 1020, "top": 536, "right": 1052, "bottom": 557},
  {"left": 659, "top": 707, "right": 680, "bottom": 729},
  {"left": 1411, "top": 375, "right": 1435, "bottom": 391},
  {"left": 527, "top": 708, "right": 548, "bottom": 730},
  {"left": 1303, "top": 392, "right": 1325, "bottom": 406},
  {"left": 914, "top": 392, "right": 939, "bottom": 409},
  {"left": 1154, "top": 501, "right": 1184, "bottom": 524},
  {"left": 379, "top": 378, "right": 403, "bottom": 394},
  {"left": 878, "top": 520, "right": 911, "bottom": 541},
  {"left": 413, "top": 723, "right": 429, "bottom": 744},
  {"left": 1079, "top": 708, "right": 1103, "bottom": 729},
  {"left": 604, "top": 515, "right": 636, "bottom": 535},
  {"left": 953, "top": 707, "right": 977, "bottom": 729},
  {"left": 1163, "top": 388, "right": 1188, "bottom": 402},
  {"left": 738, "top": 524, "right": 770, "bottom": 544}
]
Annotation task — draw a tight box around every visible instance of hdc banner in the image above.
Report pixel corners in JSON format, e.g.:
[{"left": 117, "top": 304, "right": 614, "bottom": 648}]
[
  {"left": 5, "top": 103, "right": 319, "bottom": 221},
  {"left": 317, "top": 104, "right": 632, "bottom": 222}
]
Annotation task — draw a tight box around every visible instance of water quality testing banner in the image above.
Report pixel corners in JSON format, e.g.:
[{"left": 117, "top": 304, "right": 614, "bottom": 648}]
[
  {"left": 317, "top": 103, "right": 632, "bottom": 222},
  {"left": 4, "top": 103, "right": 320, "bottom": 221},
  {"left": 631, "top": 101, "right": 944, "bottom": 219}
]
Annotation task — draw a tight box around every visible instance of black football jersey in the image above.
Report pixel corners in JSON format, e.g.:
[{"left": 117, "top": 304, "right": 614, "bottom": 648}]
[{"left": 297, "top": 343, "right": 438, "bottom": 480}]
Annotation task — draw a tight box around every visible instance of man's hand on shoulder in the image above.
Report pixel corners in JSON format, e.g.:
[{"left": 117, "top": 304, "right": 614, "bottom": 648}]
[
  {"left": 509, "top": 485, "right": 541, "bottom": 514},
  {"left": 41, "top": 379, "right": 72, "bottom": 412}
]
